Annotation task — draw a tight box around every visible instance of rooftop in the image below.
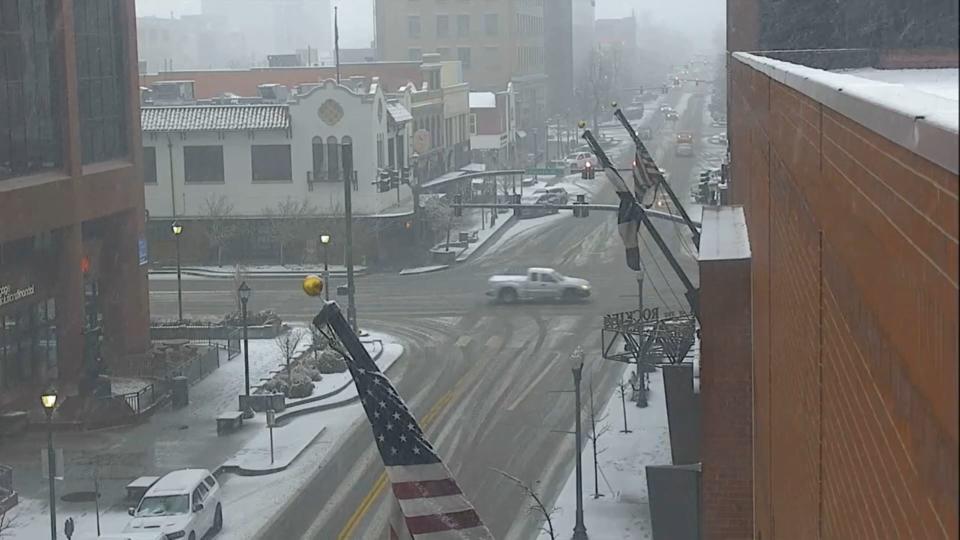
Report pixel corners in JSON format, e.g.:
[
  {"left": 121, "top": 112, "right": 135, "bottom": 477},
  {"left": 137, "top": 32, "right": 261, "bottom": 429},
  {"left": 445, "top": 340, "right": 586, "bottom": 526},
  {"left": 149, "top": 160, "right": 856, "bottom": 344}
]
[
  {"left": 141, "top": 105, "right": 289, "bottom": 132},
  {"left": 733, "top": 52, "right": 959, "bottom": 174},
  {"left": 469, "top": 92, "right": 496, "bottom": 109},
  {"left": 699, "top": 206, "right": 751, "bottom": 262}
]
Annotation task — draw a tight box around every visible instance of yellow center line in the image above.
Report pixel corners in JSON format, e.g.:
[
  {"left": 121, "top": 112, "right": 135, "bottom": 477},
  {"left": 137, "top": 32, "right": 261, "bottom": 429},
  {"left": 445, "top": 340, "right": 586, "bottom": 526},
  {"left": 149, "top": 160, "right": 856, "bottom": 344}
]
[{"left": 337, "top": 388, "right": 457, "bottom": 540}]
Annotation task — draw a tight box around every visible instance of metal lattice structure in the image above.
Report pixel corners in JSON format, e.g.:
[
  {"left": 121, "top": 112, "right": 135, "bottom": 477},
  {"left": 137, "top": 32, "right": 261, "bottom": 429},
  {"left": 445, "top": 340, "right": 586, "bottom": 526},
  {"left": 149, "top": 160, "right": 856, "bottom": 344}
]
[{"left": 602, "top": 309, "right": 696, "bottom": 366}]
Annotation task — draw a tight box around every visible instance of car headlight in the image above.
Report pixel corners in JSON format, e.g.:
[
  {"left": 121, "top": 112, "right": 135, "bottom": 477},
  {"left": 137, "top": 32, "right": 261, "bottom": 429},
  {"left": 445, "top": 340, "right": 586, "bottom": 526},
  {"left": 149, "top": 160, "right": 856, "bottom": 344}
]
[
  {"left": 166, "top": 531, "right": 186, "bottom": 540},
  {"left": 580, "top": 285, "right": 590, "bottom": 290}
]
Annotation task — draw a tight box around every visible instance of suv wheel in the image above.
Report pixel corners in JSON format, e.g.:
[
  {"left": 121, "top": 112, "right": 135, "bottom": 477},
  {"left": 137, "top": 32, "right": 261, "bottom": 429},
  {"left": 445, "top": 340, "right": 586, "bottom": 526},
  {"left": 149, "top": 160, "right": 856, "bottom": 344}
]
[
  {"left": 213, "top": 504, "right": 223, "bottom": 532},
  {"left": 561, "top": 288, "right": 579, "bottom": 302},
  {"left": 498, "top": 288, "right": 518, "bottom": 304}
]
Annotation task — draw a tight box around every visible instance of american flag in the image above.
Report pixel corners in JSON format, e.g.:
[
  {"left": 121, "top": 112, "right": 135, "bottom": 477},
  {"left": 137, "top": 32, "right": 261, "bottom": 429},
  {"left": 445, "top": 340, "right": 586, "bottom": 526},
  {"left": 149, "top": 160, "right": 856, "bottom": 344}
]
[{"left": 341, "top": 332, "right": 493, "bottom": 539}]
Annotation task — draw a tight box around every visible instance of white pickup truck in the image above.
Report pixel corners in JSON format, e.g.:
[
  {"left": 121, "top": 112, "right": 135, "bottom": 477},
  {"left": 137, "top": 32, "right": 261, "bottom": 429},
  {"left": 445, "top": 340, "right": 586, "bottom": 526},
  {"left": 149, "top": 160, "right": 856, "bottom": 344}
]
[{"left": 487, "top": 267, "right": 592, "bottom": 303}]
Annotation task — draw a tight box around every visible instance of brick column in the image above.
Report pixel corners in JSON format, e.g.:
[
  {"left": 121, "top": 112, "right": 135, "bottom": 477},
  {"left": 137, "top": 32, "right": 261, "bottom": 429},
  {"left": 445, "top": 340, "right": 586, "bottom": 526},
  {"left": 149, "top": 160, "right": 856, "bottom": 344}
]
[{"left": 699, "top": 206, "right": 754, "bottom": 539}]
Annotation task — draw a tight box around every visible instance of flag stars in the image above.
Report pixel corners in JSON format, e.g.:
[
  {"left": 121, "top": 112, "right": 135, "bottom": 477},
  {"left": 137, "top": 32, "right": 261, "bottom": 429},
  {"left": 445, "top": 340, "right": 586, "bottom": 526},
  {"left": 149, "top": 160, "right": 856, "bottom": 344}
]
[
  {"left": 399, "top": 434, "right": 407, "bottom": 443},
  {"left": 378, "top": 433, "right": 385, "bottom": 443},
  {"left": 379, "top": 400, "right": 386, "bottom": 409},
  {"left": 392, "top": 412, "right": 401, "bottom": 421},
  {"left": 390, "top": 447, "right": 398, "bottom": 455},
  {"left": 386, "top": 422, "right": 394, "bottom": 431},
  {"left": 407, "top": 423, "right": 415, "bottom": 431},
  {"left": 412, "top": 446, "right": 421, "bottom": 455}
]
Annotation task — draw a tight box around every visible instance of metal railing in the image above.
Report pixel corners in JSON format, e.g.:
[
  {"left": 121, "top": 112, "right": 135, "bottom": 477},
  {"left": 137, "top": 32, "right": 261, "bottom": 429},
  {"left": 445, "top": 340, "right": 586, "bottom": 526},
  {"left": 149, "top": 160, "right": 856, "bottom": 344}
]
[{"left": 117, "top": 382, "right": 164, "bottom": 415}]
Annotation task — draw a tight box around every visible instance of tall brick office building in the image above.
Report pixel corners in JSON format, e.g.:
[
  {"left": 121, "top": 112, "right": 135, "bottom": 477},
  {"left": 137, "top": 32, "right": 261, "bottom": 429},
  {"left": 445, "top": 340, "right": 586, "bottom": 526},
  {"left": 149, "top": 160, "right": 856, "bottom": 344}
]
[
  {"left": 707, "top": 1, "right": 959, "bottom": 539},
  {"left": 0, "top": 0, "right": 150, "bottom": 411}
]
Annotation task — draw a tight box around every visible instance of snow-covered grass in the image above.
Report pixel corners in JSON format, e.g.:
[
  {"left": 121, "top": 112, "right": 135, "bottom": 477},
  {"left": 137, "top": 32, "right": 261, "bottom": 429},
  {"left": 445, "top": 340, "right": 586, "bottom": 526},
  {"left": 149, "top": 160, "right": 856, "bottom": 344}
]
[
  {"left": 398, "top": 265, "right": 450, "bottom": 275},
  {"left": 539, "top": 369, "right": 671, "bottom": 539}
]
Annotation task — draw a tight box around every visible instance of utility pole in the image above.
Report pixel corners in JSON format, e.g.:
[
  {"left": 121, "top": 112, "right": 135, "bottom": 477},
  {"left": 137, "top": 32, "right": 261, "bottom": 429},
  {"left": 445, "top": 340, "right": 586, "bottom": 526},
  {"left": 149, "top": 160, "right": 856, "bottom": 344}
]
[
  {"left": 572, "top": 357, "right": 588, "bottom": 540},
  {"left": 344, "top": 168, "right": 358, "bottom": 331},
  {"left": 334, "top": 7, "right": 341, "bottom": 83}
]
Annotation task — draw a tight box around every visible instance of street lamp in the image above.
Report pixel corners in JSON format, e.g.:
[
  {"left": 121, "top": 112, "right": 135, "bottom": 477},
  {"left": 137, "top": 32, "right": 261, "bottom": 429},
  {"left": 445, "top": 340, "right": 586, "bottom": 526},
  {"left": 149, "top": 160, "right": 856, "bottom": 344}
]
[
  {"left": 319, "top": 234, "right": 331, "bottom": 301},
  {"left": 238, "top": 281, "right": 253, "bottom": 418},
  {"left": 171, "top": 221, "right": 184, "bottom": 324},
  {"left": 40, "top": 387, "right": 58, "bottom": 540},
  {"left": 570, "top": 350, "right": 589, "bottom": 540}
]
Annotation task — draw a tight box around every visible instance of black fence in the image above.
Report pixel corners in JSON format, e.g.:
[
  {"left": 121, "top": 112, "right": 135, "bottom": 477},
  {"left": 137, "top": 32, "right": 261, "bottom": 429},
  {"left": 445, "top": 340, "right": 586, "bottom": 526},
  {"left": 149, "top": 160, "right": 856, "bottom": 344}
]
[{"left": 117, "top": 382, "right": 164, "bottom": 416}]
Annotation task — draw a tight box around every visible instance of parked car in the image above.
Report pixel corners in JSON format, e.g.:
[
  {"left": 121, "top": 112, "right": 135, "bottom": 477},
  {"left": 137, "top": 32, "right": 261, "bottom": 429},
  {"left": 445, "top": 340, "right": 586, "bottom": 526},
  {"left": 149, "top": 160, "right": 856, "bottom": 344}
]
[
  {"left": 544, "top": 186, "right": 570, "bottom": 203},
  {"left": 675, "top": 143, "right": 694, "bottom": 157},
  {"left": 124, "top": 469, "right": 222, "bottom": 540},
  {"left": 564, "top": 152, "right": 597, "bottom": 172},
  {"left": 487, "top": 267, "right": 591, "bottom": 303}
]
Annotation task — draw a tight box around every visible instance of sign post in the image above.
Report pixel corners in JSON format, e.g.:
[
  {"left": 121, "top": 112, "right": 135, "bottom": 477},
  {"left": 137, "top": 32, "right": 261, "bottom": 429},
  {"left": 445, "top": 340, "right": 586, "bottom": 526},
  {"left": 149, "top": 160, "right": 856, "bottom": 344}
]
[{"left": 266, "top": 409, "right": 276, "bottom": 465}]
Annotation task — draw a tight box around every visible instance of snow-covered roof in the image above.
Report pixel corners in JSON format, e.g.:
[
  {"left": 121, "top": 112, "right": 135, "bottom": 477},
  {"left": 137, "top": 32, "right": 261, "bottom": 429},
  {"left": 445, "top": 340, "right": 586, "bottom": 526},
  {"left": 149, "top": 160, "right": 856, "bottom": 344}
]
[
  {"left": 141, "top": 105, "right": 289, "bottom": 132},
  {"left": 469, "top": 92, "right": 496, "bottom": 109},
  {"left": 699, "top": 205, "right": 750, "bottom": 262},
  {"left": 385, "top": 101, "right": 412, "bottom": 123},
  {"left": 733, "top": 52, "right": 959, "bottom": 175}
]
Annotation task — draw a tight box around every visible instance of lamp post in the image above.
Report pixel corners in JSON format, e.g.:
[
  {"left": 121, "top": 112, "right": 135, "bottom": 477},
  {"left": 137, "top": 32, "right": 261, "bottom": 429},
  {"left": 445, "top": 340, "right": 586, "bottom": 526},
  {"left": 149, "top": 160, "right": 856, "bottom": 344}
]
[
  {"left": 319, "top": 234, "right": 331, "bottom": 301},
  {"left": 40, "top": 388, "right": 58, "bottom": 540},
  {"left": 171, "top": 221, "right": 184, "bottom": 324},
  {"left": 238, "top": 281, "right": 253, "bottom": 418},
  {"left": 571, "top": 352, "right": 589, "bottom": 540}
]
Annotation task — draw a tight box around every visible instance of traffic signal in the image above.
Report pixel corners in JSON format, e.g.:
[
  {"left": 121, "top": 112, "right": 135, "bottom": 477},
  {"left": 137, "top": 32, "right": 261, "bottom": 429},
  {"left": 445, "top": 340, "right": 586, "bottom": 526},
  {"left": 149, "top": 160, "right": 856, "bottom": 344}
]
[
  {"left": 374, "top": 169, "right": 392, "bottom": 192},
  {"left": 400, "top": 166, "right": 412, "bottom": 185},
  {"left": 512, "top": 193, "right": 522, "bottom": 217},
  {"left": 453, "top": 193, "right": 463, "bottom": 217},
  {"left": 573, "top": 194, "right": 589, "bottom": 218},
  {"left": 581, "top": 162, "right": 595, "bottom": 180}
]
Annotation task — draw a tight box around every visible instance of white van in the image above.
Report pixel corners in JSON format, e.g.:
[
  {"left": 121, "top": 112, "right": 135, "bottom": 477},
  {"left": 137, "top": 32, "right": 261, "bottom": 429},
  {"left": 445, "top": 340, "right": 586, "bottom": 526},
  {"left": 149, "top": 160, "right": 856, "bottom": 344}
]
[{"left": 124, "top": 469, "right": 222, "bottom": 540}]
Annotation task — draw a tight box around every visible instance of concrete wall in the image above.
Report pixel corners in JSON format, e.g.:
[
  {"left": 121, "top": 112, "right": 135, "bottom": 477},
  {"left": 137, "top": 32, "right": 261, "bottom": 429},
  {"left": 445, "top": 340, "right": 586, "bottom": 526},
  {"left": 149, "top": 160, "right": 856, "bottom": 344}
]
[{"left": 729, "top": 56, "right": 958, "bottom": 539}]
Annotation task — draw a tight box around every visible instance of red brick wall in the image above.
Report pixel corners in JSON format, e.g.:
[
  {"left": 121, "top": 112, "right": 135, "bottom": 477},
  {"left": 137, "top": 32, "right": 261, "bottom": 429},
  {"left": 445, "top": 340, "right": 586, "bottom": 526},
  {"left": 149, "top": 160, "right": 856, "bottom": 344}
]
[
  {"left": 730, "top": 57, "right": 959, "bottom": 539},
  {"left": 140, "top": 63, "right": 424, "bottom": 99},
  {"left": 700, "top": 253, "right": 754, "bottom": 539}
]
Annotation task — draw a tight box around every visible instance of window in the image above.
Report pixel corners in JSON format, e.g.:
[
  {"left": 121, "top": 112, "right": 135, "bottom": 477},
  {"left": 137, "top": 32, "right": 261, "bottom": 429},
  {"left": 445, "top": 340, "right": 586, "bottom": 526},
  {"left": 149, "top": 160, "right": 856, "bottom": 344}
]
[
  {"left": 469, "top": 113, "right": 477, "bottom": 135},
  {"left": 0, "top": 0, "right": 61, "bottom": 181},
  {"left": 457, "top": 47, "right": 471, "bottom": 69},
  {"left": 75, "top": 0, "right": 128, "bottom": 164},
  {"left": 251, "top": 144, "right": 292, "bottom": 181},
  {"left": 445, "top": 118, "right": 452, "bottom": 146},
  {"left": 484, "top": 46, "right": 499, "bottom": 67},
  {"left": 408, "top": 15, "right": 421, "bottom": 38},
  {"left": 408, "top": 48, "right": 422, "bottom": 61},
  {"left": 311, "top": 137, "right": 324, "bottom": 180},
  {"left": 326, "top": 136, "right": 341, "bottom": 181},
  {"left": 341, "top": 136, "right": 354, "bottom": 187},
  {"left": 436, "top": 47, "right": 450, "bottom": 59},
  {"left": 183, "top": 146, "right": 224, "bottom": 183},
  {"left": 388, "top": 137, "right": 396, "bottom": 168},
  {"left": 484, "top": 13, "right": 498, "bottom": 35},
  {"left": 143, "top": 147, "right": 157, "bottom": 183},
  {"left": 436, "top": 15, "right": 449, "bottom": 37},
  {"left": 456, "top": 14, "right": 470, "bottom": 36},
  {"left": 205, "top": 476, "right": 216, "bottom": 488},
  {"left": 541, "top": 273, "right": 556, "bottom": 283},
  {"left": 397, "top": 133, "right": 405, "bottom": 168}
]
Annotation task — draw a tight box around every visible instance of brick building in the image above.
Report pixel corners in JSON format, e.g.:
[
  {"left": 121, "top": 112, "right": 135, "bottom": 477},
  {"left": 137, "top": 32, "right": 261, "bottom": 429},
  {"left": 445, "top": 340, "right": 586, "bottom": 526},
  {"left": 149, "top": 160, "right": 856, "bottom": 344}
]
[
  {"left": 718, "top": 45, "right": 958, "bottom": 540},
  {"left": 0, "top": 0, "right": 150, "bottom": 410}
]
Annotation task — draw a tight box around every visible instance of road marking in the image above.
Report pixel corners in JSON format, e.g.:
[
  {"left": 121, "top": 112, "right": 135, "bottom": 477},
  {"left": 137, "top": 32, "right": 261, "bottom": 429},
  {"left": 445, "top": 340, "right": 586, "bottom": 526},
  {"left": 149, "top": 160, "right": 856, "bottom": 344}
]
[
  {"left": 336, "top": 388, "right": 457, "bottom": 540},
  {"left": 505, "top": 352, "right": 559, "bottom": 411}
]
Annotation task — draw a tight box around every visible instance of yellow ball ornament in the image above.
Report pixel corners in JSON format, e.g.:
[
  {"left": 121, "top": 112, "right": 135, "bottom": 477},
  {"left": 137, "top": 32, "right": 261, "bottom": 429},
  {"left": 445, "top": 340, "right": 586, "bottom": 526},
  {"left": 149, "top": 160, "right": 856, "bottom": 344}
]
[{"left": 302, "top": 274, "right": 324, "bottom": 297}]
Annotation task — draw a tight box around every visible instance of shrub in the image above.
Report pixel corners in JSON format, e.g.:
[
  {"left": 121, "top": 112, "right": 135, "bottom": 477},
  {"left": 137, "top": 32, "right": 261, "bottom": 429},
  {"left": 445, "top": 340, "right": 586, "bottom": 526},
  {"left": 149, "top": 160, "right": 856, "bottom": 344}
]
[{"left": 316, "top": 349, "right": 347, "bottom": 374}]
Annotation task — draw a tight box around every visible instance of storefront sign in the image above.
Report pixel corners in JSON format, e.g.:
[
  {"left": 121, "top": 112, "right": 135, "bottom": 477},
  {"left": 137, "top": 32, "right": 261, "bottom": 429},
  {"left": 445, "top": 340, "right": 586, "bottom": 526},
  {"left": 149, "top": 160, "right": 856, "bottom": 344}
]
[{"left": 0, "top": 283, "right": 36, "bottom": 307}]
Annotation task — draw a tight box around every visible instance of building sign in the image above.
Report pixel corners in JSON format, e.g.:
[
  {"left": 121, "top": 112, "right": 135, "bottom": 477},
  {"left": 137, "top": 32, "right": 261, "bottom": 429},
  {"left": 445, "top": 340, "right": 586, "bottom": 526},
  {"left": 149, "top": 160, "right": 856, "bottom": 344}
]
[
  {"left": 138, "top": 237, "right": 149, "bottom": 266},
  {"left": 0, "top": 283, "right": 36, "bottom": 307}
]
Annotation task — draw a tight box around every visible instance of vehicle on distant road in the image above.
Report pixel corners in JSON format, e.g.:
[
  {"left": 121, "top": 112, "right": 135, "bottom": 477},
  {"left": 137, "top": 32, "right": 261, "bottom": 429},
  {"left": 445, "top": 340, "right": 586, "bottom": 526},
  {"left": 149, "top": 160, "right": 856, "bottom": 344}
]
[
  {"left": 676, "top": 132, "right": 694, "bottom": 144},
  {"left": 124, "top": 469, "right": 222, "bottom": 540},
  {"left": 564, "top": 151, "right": 598, "bottom": 172},
  {"left": 675, "top": 143, "right": 694, "bottom": 157},
  {"left": 709, "top": 133, "right": 727, "bottom": 145},
  {"left": 639, "top": 127, "right": 653, "bottom": 140},
  {"left": 487, "top": 267, "right": 591, "bottom": 303},
  {"left": 665, "top": 110, "right": 680, "bottom": 121}
]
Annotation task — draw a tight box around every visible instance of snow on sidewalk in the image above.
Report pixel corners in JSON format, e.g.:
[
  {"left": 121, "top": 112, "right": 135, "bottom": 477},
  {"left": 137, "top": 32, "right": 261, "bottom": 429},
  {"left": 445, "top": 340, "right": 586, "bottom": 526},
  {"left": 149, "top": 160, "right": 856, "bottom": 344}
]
[{"left": 541, "top": 369, "right": 672, "bottom": 539}]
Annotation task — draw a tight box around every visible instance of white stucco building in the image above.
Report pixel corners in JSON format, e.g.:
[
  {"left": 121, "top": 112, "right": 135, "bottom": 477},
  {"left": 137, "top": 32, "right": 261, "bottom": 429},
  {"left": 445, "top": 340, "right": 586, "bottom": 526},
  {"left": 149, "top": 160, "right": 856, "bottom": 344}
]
[{"left": 142, "top": 79, "right": 413, "bottom": 218}]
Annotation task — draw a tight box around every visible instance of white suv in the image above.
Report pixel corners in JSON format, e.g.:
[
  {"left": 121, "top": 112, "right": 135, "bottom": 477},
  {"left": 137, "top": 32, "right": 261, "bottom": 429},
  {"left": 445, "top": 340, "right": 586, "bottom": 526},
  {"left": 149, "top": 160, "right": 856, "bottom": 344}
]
[
  {"left": 125, "top": 469, "right": 223, "bottom": 540},
  {"left": 564, "top": 152, "right": 597, "bottom": 172}
]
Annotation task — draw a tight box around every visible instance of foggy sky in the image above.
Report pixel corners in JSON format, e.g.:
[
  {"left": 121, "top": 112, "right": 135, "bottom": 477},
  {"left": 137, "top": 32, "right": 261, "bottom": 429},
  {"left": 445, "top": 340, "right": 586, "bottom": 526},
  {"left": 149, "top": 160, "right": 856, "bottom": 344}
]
[{"left": 135, "top": 0, "right": 724, "bottom": 52}]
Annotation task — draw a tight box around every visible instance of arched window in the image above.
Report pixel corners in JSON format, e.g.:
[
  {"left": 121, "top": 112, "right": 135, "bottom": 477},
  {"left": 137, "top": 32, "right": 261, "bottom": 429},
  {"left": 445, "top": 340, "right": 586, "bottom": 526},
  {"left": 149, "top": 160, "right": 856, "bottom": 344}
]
[
  {"left": 326, "top": 136, "right": 340, "bottom": 181},
  {"left": 340, "top": 136, "right": 354, "bottom": 183},
  {"left": 312, "top": 136, "right": 324, "bottom": 180}
]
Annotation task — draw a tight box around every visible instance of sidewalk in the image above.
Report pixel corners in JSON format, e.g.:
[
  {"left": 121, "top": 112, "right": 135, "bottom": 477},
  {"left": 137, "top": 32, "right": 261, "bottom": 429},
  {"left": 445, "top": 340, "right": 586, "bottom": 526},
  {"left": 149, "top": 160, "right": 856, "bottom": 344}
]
[
  {"left": 539, "top": 369, "right": 672, "bottom": 539},
  {"left": 0, "top": 329, "right": 403, "bottom": 540},
  {"left": 148, "top": 264, "right": 367, "bottom": 280}
]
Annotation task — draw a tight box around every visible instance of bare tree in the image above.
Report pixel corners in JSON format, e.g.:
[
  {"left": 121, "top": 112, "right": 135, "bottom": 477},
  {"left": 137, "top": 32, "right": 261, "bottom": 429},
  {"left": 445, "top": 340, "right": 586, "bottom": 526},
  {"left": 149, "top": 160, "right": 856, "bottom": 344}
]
[
  {"left": 575, "top": 46, "right": 623, "bottom": 134},
  {"left": 421, "top": 196, "right": 461, "bottom": 251},
  {"left": 588, "top": 377, "right": 611, "bottom": 499},
  {"left": 491, "top": 468, "right": 556, "bottom": 540},
  {"left": 203, "top": 195, "right": 236, "bottom": 267},
  {"left": 263, "top": 197, "right": 317, "bottom": 265},
  {"left": 274, "top": 327, "right": 306, "bottom": 386}
]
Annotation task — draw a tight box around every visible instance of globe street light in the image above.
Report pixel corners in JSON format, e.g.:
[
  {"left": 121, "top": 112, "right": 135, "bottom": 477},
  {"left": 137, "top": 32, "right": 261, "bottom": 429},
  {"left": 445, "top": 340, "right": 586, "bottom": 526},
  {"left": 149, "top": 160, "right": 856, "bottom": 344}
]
[
  {"left": 238, "top": 281, "right": 253, "bottom": 418},
  {"left": 319, "top": 234, "right": 331, "bottom": 301},
  {"left": 40, "top": 387, "right": 58, "bottom": 540},
  {"left": 171, "top": 221, "right": 184, "bottom": 324},
  {"left": 570, "top": 349, "right": 588, "bottom": 540}
]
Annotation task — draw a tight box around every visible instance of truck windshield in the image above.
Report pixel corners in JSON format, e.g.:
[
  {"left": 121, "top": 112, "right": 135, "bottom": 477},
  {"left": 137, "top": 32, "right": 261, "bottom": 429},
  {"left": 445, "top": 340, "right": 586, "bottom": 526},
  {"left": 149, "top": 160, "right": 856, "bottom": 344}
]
[{"left": 136, "top": 495, "right": 190, "bottom": 516}]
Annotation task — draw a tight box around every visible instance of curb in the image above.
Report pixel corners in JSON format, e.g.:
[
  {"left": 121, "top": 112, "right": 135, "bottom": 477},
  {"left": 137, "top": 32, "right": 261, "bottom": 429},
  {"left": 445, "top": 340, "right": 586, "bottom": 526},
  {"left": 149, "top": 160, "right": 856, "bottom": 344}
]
[
  {"left": 398, "top": 265, "right": 450, "bottom": 276},
  {"left": 219, "top": 426, "right": 327, "bottom": 476},
  {"left": 149, "top": 268, "right": 366, "bottom": 279},
  {"left": 455, "top": 215, "right": 517, "bottom": 263}
]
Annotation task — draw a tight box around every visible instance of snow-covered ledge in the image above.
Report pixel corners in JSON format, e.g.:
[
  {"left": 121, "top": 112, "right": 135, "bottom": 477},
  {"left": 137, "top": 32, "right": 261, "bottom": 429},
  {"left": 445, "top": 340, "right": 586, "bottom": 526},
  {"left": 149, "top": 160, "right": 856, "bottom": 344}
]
[{"left": 733, "top": 51, "right": 959, "bottom": 175}]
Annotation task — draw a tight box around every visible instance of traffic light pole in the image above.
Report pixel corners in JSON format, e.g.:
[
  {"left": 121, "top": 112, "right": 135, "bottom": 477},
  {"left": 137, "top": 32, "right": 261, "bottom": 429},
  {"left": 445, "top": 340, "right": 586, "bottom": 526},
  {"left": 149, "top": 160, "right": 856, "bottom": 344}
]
[{"left": 344, "top": 170, "right": 358, "bottom": 331}]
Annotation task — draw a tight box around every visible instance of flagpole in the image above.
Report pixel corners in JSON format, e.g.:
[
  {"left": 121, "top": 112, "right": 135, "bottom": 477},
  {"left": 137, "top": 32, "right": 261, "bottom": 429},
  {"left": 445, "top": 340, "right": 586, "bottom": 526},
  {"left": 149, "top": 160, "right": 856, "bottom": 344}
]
[{"left": 334, "top": 6, "right": 341, "bottom": 84}]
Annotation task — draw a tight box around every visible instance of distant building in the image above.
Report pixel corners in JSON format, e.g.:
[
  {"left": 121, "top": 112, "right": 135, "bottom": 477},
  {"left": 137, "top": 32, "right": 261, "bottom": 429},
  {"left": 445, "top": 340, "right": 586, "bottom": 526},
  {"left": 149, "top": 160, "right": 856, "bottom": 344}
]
[
  {"left": 201, "top": 0, "right": 333, "bottom": 62},
  {"left": 595, "top": 14, "right": 638, "bottom": 90},
  {"left": 373, "top": 0, "right": 546, "bottom": 158},
  {"left": 339, "top": 48, "right": 379, "bottom": 63},
  {"left": 1, "top": 0, "right": 149, "bottom": 409},
  {"left": 137, "top": 14, "right": 253, "bottom": 72},
  {"left": 142, "top": 80, "right": 412, "bottom": 219},
  {"left": 544, "top": 0, "right": 595, "bottom": 115},
  {"left": 469, "top": 86, "right": 517, "bottom": 168}
]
